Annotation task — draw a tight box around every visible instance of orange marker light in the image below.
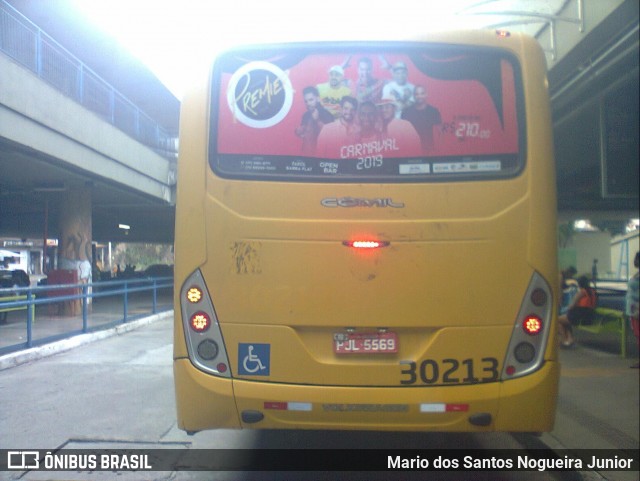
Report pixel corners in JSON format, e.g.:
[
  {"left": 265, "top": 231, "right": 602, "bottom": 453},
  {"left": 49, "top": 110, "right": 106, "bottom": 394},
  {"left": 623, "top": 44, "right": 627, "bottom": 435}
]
[{"left": 186, "top": 286, "right": 203, "bottom": 303}]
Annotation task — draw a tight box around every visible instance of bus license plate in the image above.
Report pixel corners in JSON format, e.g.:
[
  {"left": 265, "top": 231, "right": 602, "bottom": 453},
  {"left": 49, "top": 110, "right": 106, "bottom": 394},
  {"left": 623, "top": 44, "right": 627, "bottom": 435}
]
[{"left": 333, "top": 332, "right": 398, "bottom": 354}]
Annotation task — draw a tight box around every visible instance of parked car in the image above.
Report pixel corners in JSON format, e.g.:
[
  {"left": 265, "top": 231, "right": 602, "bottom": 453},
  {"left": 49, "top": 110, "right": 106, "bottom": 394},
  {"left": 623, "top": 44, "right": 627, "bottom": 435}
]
[
  {"left": 595, "top": 285, "right": 626, "bottom": 312},
  {"left": 144, "top": 264, "right": 173, "bottom": 278},
  {"left": 0, "top": 269, "right": 30, "bottom": 289}
]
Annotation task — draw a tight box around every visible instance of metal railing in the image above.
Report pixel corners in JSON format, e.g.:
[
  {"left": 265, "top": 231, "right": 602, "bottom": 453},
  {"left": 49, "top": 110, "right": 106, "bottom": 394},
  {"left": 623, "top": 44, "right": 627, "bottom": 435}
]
[
  {"left": 0, "top": 277, "right": 173, "bottom": 355},
  {"left": 0, "top": 0, "right": 177, "bottom": 159}
]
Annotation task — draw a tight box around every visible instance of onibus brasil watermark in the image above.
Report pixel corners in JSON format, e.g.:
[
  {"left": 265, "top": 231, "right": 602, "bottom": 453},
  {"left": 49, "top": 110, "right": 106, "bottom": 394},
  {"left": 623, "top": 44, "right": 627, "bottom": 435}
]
[{"left": 6, "top": 451, "right": 151, "bottom": 471}]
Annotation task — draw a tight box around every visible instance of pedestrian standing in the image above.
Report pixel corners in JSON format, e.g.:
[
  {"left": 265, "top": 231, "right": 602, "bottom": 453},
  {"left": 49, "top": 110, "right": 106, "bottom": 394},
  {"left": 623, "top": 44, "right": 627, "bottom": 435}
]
[{"left": 626, "top": 251, "right": 639, "bottom": 368}]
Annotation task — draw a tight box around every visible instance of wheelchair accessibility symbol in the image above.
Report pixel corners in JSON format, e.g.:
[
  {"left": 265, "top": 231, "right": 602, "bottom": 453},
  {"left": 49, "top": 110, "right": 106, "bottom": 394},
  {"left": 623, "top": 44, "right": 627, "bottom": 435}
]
[{"left": 238, "top": 343, "right": 270, "bottom": 376}]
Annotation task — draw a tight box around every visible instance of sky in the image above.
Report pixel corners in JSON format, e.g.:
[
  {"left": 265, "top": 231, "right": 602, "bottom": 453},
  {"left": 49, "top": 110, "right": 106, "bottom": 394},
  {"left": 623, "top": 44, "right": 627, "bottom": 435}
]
[{"left": 70, "top": 0, "right": 489, "bottom": 99}]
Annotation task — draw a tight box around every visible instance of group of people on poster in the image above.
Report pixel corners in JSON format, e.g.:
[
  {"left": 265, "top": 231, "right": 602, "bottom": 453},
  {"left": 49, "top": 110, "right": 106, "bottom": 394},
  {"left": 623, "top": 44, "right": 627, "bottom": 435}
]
[{"left": 295, "top": 56, "right": 442, "bottom": 159}]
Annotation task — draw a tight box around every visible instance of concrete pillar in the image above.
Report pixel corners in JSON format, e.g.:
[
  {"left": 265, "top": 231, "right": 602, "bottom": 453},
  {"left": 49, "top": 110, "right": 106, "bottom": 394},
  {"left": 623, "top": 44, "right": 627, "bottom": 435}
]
[{"left": 57, "top": 186, "right": 92, "bottom": 316}]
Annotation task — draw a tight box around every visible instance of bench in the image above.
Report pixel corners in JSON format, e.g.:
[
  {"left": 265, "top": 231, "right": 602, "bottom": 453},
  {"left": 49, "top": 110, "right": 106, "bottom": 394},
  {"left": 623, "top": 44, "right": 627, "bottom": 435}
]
[
  {"left": 0, "top": 294, "right": 35, "bottom": 322},
  {"left": 575, "top": 307, "right": 628, "bottom": 357}
]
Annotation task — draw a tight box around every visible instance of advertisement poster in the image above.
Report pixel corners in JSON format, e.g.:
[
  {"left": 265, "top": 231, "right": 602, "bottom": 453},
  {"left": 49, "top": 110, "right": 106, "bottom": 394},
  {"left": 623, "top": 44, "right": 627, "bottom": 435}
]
[{"left": 212, "top": 46, "right": 522, "bottom": 180}]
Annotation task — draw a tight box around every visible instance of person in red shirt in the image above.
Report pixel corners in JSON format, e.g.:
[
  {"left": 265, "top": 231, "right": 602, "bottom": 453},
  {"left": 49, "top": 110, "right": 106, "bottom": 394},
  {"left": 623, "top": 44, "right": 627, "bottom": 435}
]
[{"left": 558, "top": 275, "right": 597, "bottom": 347}]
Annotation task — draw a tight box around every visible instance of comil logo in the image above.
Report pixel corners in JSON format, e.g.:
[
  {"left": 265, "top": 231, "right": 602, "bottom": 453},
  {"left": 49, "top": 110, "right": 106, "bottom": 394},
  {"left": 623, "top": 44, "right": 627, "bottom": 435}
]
[
  {"left": 227, "top": 62, "right": 293, "bottom": 129},
  {"left": 321, "top": 197, "right": 405, "bottom": 208}
]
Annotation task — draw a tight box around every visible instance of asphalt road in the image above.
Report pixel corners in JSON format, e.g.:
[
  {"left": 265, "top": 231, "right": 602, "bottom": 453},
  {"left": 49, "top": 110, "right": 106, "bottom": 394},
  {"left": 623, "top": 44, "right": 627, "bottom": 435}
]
[{"left": 0, "top": 313, "right": 637, "bottom": 481}]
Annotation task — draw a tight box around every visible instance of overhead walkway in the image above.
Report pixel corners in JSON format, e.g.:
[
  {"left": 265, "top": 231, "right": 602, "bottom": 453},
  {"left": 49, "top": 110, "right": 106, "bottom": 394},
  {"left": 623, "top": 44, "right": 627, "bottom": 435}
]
[
  {"left": 0, "top": 52, "right": 175, "bottom": 202},
  {"left": 0, "top": 0, "right": 177, "bottom": 243}
]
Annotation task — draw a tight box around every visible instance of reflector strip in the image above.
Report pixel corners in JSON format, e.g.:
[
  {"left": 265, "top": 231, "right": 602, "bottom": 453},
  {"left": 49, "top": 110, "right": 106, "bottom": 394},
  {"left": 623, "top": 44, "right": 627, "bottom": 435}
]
[
  {"left": 264, "top": 402, "right": 312, "bottom": 411},
  {"left": 420, "top": 403, "right": 469, "bottom": 413}
]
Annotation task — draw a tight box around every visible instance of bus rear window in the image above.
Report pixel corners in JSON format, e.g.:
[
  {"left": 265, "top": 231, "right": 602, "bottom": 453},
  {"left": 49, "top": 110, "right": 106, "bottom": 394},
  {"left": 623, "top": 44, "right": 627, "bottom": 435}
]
[{"left": 209, "top": 43, "right": 524, "bottom": 182}]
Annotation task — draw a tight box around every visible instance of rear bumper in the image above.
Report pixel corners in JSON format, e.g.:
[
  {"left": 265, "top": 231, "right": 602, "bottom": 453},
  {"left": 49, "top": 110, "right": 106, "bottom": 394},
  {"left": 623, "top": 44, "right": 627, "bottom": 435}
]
[{"left": 174, "top": 358, "right": 559, "bottom": 432}]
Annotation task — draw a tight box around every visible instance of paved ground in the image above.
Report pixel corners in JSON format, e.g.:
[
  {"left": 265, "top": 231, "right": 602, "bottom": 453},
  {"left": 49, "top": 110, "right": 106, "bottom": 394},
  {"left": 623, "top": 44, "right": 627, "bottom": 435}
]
[{"left": 0, "top": 312, "right": 637, "bottom": 481}]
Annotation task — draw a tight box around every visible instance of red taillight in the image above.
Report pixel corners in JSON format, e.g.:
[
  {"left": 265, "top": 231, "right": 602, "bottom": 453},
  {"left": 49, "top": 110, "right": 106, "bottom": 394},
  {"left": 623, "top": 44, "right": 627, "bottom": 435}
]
[
  {"left": 181, "top": 269, "right": 231, "bottom": 378},
  {"left": 190, "top": 312, "right": 211, "bottom": 332},
  {"left": 503, "top": 272, "right": 552, "bottom": 380},
  {"left": 523, "top": 315, "right": 543, "bottom": 335},
  {"left": 343, "top": 240, "right": 390, "bottom": 249}
]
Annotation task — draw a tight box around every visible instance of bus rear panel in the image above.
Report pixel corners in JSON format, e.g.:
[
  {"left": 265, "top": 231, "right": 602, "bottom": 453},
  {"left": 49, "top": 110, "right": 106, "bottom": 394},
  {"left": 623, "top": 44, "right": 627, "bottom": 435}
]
[{"left": 174, "top": 31, "right": 559, "bottom": 433}]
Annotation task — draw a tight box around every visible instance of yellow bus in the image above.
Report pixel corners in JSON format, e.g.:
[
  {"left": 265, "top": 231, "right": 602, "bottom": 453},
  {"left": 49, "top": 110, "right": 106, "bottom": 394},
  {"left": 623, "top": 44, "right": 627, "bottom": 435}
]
[{"left": 174, "top": 30, "right": 559, "bottom": 434}]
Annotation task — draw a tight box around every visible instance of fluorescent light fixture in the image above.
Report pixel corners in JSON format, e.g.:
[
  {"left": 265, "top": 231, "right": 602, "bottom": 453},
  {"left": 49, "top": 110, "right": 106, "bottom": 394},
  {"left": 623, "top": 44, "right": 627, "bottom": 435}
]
[
  {"left": 573, "top": 220, "right": 597, "bottom": 232},
  {"left": 118, "top": 224, "right": 130, "bottom": 230}
]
